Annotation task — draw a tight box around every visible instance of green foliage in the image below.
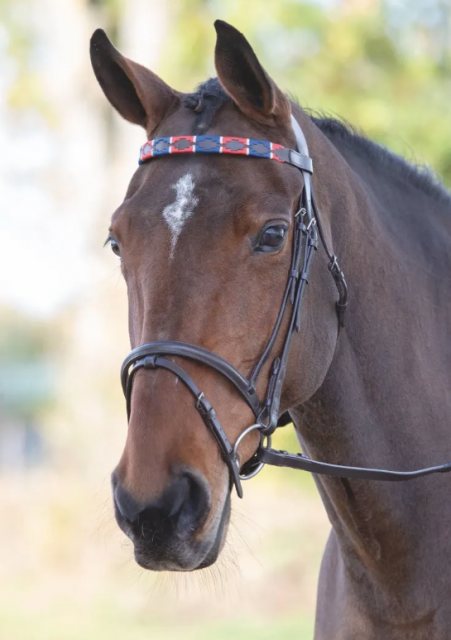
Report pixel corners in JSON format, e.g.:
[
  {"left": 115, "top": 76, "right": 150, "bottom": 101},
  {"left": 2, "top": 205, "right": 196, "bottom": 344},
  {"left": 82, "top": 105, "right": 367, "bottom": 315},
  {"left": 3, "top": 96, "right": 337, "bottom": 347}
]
[{"left": 0, "top": 0, "right": 52, "bottom": 118}]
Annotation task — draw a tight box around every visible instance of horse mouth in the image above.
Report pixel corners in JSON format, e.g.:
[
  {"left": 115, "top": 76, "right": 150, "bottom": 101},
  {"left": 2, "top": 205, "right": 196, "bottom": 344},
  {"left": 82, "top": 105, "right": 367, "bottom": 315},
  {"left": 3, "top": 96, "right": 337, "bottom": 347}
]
[{"left": 120, "top": 492, "right": 231, "bottom": 572}]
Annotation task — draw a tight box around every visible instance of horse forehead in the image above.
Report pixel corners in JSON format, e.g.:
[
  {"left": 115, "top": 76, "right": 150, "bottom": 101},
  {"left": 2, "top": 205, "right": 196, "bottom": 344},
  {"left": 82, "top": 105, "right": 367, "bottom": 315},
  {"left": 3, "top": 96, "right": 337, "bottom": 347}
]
[{"left": 116, "top": 154, "right": 297, "bottom": 229}]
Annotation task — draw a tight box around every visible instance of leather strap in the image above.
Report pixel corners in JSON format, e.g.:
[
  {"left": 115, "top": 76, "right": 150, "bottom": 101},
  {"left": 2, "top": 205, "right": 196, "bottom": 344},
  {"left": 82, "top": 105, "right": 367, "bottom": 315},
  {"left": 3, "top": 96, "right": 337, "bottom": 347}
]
[
  {"left": 260, "top": 447, "right": 451, "bottom": 481},
  {"left": 122, "top": 341, "right": 260, "bottom": 415},
  {"left": 290, "top": 115, "right": 348, "bottom": 327},
  {"left": 125, "top": 353, "right": 243, "bottom": 496}
]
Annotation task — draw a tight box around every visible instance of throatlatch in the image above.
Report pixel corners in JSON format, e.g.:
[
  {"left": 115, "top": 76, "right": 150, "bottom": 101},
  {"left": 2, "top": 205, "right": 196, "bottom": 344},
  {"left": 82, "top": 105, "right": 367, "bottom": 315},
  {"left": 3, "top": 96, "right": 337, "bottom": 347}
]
[{"left": 121, "top": 114, "right": 451, "bottom": 498}]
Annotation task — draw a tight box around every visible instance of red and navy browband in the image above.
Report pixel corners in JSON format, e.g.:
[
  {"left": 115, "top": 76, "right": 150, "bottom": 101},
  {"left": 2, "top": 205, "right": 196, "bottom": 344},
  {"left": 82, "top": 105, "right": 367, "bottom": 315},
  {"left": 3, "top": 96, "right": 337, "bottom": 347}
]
[{"left": 139, "top": 135, "right": 313, "bottom": 174}]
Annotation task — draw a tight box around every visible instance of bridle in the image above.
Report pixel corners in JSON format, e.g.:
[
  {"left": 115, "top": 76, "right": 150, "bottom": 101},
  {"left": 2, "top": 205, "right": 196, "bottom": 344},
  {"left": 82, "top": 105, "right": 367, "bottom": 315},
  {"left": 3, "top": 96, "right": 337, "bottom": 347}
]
[{"left": 121, "top": 114, "right": 451, "bottom": 498}]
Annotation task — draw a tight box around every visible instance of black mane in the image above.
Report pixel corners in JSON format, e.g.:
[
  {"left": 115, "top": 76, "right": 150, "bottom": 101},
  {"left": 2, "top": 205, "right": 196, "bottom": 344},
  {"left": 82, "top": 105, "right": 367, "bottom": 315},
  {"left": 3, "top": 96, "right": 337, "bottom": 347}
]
[
  {"left": 313, "top": 116, "right": 451, "bottom": 205},
  {"left": 184, "top": 78, "right": 450, "bottom": 205}
]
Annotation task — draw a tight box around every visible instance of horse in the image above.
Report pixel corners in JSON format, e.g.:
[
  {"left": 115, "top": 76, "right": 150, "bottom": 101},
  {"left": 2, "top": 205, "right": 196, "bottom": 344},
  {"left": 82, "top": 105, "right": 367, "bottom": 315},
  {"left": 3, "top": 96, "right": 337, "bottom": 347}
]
[{"left": 90, "top": 19, "right": 451, "bottom": 639}]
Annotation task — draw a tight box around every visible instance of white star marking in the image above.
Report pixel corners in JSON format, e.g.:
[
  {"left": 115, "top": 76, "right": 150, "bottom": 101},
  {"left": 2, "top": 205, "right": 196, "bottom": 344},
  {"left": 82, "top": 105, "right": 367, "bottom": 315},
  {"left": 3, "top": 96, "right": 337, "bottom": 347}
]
[{"left": 162, "top": 173, "right": 199, "bottom": 257}]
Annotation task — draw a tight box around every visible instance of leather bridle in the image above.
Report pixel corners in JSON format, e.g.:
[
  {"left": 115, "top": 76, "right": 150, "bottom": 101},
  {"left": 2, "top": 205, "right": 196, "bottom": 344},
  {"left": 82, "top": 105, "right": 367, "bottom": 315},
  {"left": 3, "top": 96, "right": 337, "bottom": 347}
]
[{"left": 121, "top": 114, "right": 451, "bottom": 498}]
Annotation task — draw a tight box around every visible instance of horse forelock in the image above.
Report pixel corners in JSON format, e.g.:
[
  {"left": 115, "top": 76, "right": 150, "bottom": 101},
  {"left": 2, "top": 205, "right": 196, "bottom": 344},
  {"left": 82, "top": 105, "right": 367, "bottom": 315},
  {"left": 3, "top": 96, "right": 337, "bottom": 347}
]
[{"left": 183, "top": 78, "right": 230, "bottom": 133}]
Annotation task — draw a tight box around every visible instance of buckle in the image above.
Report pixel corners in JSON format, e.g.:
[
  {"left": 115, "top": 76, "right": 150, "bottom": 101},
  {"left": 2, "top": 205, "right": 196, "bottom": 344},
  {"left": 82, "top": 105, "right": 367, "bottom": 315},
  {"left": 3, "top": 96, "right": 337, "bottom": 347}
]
[
  {"left": 196, "top": 392, "right": 212, "bottom": 415},
  {"left": 141, "top": 355, "right": 157, "bottom": 368},
  {"left": 328, "top": 255, "right": 341, "bottom": 276}
]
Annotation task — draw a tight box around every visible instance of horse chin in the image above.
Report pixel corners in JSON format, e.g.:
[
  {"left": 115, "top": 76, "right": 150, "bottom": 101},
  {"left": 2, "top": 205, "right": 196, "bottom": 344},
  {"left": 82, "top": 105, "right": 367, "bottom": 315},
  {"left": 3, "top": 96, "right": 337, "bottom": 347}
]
[{"left": 131, "top": 492, "right": 231, "bottom": 572}]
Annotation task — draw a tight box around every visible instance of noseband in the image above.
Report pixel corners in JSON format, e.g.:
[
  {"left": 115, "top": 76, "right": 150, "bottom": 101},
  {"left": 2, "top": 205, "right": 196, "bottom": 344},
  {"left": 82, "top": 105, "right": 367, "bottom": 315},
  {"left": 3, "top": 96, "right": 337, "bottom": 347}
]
[{"left": 121, "top": 115, "right": 451, "bottom": 497}]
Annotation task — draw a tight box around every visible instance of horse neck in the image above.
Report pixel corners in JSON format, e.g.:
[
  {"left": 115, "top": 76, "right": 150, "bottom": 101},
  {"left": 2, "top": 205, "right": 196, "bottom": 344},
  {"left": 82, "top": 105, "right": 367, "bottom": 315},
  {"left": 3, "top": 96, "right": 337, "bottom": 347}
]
[{"left": 292, "top": 118, "right": 451, "bottom": 586}]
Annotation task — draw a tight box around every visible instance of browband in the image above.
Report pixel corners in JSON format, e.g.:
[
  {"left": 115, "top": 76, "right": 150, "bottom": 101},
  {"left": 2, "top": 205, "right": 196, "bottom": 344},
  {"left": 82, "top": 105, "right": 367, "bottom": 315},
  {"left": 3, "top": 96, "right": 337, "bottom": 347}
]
[{"left": 139, "top": 135, "right": 313, "bottom": 174}]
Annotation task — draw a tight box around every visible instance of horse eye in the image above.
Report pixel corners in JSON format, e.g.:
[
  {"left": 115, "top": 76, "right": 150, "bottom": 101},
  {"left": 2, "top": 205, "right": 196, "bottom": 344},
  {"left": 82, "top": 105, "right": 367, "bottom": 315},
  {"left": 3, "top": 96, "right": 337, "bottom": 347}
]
[
  {"left": 104, "top": 236, "right": 121, "bottom": 257},
  {"left": 109, "top": 239, "right": 121, "bottom": 256},
  {"left": 254, "top": 224, "right": 288, "bottom": 253}
]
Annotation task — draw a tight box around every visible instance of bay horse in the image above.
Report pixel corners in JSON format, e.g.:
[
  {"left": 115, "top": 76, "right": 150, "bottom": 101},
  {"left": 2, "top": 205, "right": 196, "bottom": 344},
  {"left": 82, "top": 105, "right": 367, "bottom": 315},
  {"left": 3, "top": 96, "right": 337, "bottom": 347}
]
[{"left": 90, "top": 20, "right": 451, "bottom": 639}]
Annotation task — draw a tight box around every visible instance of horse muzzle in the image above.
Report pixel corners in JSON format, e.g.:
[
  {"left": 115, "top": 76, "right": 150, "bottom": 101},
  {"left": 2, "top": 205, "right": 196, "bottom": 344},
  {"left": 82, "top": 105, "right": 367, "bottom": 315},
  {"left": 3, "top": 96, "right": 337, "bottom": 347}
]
[{"left": 111, "top": 469, "right": 230, "bottom": 571}]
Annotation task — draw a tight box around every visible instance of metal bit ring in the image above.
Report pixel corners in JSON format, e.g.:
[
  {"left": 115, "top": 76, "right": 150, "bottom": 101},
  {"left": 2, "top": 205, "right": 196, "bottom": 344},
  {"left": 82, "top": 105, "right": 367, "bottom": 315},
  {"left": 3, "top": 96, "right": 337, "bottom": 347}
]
[{"left": 233, "top": 423, "right": 272, "bottom": 480}]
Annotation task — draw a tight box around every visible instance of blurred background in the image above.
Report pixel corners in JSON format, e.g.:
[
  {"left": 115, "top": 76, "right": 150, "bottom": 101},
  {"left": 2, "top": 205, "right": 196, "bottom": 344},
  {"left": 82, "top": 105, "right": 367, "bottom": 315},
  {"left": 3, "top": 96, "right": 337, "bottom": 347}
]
[{"left": 1, "top": 0, "right": 450, "bottom": 638}]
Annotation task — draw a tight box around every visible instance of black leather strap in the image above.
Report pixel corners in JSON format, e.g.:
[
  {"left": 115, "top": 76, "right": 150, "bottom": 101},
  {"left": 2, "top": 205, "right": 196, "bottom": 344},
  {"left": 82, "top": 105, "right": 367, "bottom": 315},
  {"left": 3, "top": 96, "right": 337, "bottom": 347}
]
[
  {"left": 125, "top": 353, "right": 243, "bottom": 496},
  {"left": 260, "top": 448, "right": 451, "bottom": 481},
  {"left": 286, "top": 150, "right": 313, "bottom": 173},
  {"left": 122, "top": 341, "right": 260, "bottom": 416}
]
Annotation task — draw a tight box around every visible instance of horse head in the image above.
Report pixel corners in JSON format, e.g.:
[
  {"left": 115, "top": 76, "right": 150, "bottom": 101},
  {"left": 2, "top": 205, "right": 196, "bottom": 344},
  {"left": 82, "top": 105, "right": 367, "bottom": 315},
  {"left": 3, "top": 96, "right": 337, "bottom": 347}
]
[{"left": 90, "top": 20, "right": 339, "bottom": 571}]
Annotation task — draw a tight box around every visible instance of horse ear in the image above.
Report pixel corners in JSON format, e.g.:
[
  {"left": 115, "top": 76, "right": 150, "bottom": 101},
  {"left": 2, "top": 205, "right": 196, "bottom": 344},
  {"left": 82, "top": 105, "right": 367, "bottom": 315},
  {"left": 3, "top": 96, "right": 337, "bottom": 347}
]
[
  {"left": 214, "top": 20, "right": 290, "bottom": 126},
  {"left": 90, "top": 29, "right": 179, "bottom": 134}
]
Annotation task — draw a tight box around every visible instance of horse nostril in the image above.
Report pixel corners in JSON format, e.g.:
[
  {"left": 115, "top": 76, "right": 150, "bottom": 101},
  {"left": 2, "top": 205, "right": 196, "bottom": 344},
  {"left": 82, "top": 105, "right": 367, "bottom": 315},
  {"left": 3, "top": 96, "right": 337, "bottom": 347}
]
[
  {"left": 113, "top": 481, "right": 143, "bottom": 524},
  {"left": 112, "top": 471, "right": 211, "bottom": 541},
  {"left": 168, "top": 471, "right": 211, "bottom": 536}
]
